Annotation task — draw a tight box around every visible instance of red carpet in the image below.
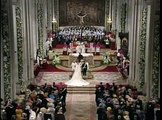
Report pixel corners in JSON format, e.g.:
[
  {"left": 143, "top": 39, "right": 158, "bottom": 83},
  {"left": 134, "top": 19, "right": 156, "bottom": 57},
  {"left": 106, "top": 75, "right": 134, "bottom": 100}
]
[
  {"left": 55, "top": 44, "right": 64, "bottom": 48},
  {"left": 34, "top": 64, "right": 118, "bottom": 77},
  {"left": 54, "top": 43, "right": 106, "bottom": 49},
  {"left": 95, "top": 66, "right": 118, "bottom": 72},
  {"left": 40, "top": 64, "right": 65, "bottom": 72},
  {"left": 41, "top": 64, "right": 118, "bottom": 72}
]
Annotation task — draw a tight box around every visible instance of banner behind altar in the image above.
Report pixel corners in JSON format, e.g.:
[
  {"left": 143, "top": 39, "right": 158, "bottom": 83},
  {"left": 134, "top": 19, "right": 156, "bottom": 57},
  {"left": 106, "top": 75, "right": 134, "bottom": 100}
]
[{"left": 59, "top": 0, "right": 105, "bottom": 26}]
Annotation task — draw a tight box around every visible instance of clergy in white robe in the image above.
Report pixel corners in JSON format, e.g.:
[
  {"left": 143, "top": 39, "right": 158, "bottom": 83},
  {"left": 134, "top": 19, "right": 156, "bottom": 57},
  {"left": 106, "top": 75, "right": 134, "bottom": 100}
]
[
  {"left": 76, "top": 45, "right": 82, "bottom": 53},
  {"left": 96, "top": 46, "right": 100, "bottom": 55},
  {"left": 81, "top": 43, "right": 85, "bottom": 53}
]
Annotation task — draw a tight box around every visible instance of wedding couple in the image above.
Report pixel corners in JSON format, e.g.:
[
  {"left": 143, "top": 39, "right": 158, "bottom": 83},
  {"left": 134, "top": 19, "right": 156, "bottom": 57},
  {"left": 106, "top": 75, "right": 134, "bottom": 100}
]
[{"left": 65, "top": 60, "right": 89, "bottom": 86}]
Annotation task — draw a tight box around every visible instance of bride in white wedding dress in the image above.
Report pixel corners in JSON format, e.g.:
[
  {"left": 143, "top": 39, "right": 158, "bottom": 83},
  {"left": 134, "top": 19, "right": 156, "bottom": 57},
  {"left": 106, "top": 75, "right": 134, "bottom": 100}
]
[{"left": 65, "top": 61, "right": 89, "bottom": 86}]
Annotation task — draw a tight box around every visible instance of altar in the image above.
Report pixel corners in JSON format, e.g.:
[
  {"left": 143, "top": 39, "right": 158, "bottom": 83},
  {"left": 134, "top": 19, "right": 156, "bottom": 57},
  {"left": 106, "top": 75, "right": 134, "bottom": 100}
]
[{"left": 68, "top": 53, "right": 94, "bottom": 66}]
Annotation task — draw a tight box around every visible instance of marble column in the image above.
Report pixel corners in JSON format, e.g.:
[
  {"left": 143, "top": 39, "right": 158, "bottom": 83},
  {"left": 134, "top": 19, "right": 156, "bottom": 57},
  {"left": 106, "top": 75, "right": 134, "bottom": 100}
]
[
  {"left": 11, "top": 3, "right": 19, "bottom": 98},
  {"left": 1, "top": 0, "right": 13, "bottom": 100},
  {"left": 135, "top": 0, "right": 144, "bottom": 90},
  {"left": 31, "top": 0, "right": 38, "bottom": 60},
  {"left": 21, "top": 0, "right": 36, "bottom": 86},
  {"left": 124, "top": 0, "right": 129, "bottom": 33},
  {"left": 50, "top": 0, "right": 59, "bottom": 31},
  {"left": 10, "top": 1, "right": 21, "bottom": 100},
  {"left": 0, "top": 29, "right": 4, "bottom": 99},
  {"left": 115, "top": 0, "right": 121, "bottom": 50},
  {"left": 143, "top": 0, "right": 160, "bottom": 99},
  {"left": 22, "top": 0, "right": 28, "bottom": 90},
  {"left": 137, "top": 1, "right": 148, "bottom": 92},
  {"left": 111, "top": 0, "right": 117, "bottom": 31},
  {"left": 159, "top": 55, "right": 160, "bottom": 98},
  {"left": 43, "top": 0, "right": 48, "bottom": 55},
  {"left": 3, "top": 0, "right": 12, "bottom": 100},
  {"left": 144, "top": 4, "right": 152, "bottom": 99},
  {"left": 36, "top": 0, "right": 46, "bottom": 58},
  {"left": 55, "top": 0, "right": 59, "bottom": 30},
  {"left": 52, "top": 0, "right": 55, "bottom": 20},
  {"left": 149, "top": 0, "right": 160, "bottom": 98},
  {"left": 25, "top": 0, "right": 32, "bottom": 82},
  {"left": 120, "top": 0, "right": 128, "bottom": 33},
  {"left": 111, "top": 0, "right": 119, "bottom": 50},
  {"left": 128, "top": 0, "right": 138, "bottom": 85},
  {"left": 47, "top": 0, "right": 52, "bottom": 30},
  {"left": 104, "top": 0, "right": 110, "bottom": 31}
]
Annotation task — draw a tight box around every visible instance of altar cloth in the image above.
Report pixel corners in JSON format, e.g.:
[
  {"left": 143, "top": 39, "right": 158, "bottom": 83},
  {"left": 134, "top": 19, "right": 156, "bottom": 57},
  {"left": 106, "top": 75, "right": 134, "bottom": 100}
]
[
  {"left": 69, "top": 53, "right": 94, "bottom": 66},
  {"left": 69, "top": 53, "right": 93, "bottom": 57}
]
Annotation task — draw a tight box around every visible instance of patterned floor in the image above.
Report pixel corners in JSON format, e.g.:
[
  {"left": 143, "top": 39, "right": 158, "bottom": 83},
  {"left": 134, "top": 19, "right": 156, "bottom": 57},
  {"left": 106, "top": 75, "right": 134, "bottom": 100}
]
[
  {"left": 64, "top": 94, "right": 96, "bottom": 120},
  {"left": 35, "top": 71, "right": 127, "bottom": 86}
]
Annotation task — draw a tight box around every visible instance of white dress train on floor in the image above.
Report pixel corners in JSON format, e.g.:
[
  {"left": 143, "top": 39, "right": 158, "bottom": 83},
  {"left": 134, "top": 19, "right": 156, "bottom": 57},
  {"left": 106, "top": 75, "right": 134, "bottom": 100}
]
[{"left": 65, "top": 62, "right": 89, "bottom": 86}]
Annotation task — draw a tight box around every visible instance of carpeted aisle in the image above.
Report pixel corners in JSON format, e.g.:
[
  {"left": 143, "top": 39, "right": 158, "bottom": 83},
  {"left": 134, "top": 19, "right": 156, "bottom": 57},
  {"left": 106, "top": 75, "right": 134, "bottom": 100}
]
[{"left": 65, "top": 94, "right": 97, "bottom": 120}]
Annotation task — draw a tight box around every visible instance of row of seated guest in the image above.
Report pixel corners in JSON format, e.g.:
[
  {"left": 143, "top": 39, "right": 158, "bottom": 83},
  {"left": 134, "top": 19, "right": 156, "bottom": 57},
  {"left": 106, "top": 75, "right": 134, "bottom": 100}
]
[
  {"left": 95, "top": 82, "right": 160, "bottom": 120},
  {"left": 59, "top": 35, "right": 105, "bottom": 47},
  {"left": 2, "top": 82, "right": 67, "bottom": 120},
  {"left": 58, "top": 26, "right": 105, "bottom": 37},
  {"left": 48, "top": 29, "right": 116, "bottom": 49}
]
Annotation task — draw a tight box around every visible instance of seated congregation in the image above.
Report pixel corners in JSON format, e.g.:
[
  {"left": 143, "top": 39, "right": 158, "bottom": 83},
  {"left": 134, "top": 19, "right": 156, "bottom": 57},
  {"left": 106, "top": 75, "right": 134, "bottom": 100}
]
[
  {"left": 1, "top": 82, "right": 160, "bottom": 120},
  {"left": 1, "top": 82, "right": 67, "bottom": 120},
  {"left": 95, "top": 82, "right": 160, "bottom": 120}
]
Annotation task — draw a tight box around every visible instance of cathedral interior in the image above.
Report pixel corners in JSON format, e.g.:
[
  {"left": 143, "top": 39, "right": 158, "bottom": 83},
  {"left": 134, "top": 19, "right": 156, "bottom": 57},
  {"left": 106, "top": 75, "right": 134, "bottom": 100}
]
[{"left": 0, "top": 0, "right": 160, "bottom": 120}]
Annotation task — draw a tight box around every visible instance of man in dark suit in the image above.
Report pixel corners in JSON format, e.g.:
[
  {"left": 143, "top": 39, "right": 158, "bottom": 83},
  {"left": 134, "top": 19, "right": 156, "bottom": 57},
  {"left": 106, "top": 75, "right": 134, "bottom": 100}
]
[
  {"left": 77, "top": 52, "right": 83, "bottom": 62},
  {"left": 81, "top": 60, "right": 88, "bottom": 76}
]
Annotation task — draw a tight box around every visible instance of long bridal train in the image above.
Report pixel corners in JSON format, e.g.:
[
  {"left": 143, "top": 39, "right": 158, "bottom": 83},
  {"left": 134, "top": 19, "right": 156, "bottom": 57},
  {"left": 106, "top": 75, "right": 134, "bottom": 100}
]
[{"left": 65, "top": 62, "right": 89, "bottom": 86}]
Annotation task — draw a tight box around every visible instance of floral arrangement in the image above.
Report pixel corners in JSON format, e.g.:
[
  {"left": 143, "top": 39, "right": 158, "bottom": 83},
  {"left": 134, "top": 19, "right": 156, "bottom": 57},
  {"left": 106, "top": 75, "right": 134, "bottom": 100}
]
[
  {"left": 37, "top": 1, "right": 44, "bottom": 58},
  {"left": 151, "top": 14, "right": 160, "bottom": 98},
  {"left": 120, "top": 3, "right": 127, "bottom": 33},
  {"left": 2, "top": 0, "right": 11, "bottom": 101},
  {"left": 102, "top": 52, "right": 111, "bottom": 64},
  {"left": 16, "top": 6, "right": 24, "bottom": 92},
  {"left": 138, "top": 7, "right": 147, "bottom": 91},
  {"left": 51, "top": 53, "right": 60, "bottom": 66}
]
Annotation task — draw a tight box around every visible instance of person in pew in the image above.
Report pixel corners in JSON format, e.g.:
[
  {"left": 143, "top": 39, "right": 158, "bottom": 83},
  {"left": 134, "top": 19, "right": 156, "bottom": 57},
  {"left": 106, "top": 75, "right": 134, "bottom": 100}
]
[
  {"left": 60, "top": 87, "right": 67, "bottom": 105},
  {"left": 97, "top": 103, "right": 107, "bottom": 120},
  {"left": 55, "top": 107, "right": 65, "bottom": 120}
]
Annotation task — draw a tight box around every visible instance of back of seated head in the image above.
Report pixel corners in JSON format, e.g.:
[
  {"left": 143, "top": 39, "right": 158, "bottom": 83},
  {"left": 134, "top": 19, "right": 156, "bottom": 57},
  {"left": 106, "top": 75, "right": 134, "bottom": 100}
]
[
  {"left": 112, "top": 82, "right": 115, "bottom": 85},
  {"left": 98, "top": 87, "right": 101, "bottom": 90},
  {"left": 40, "top": 107, "right": 47, "bottom": 113},
  {"left": 100, "top": 82, "right": 103, "bottom": 85},
  {"left": 106, "top": 83, "right": 110, "bottom": 86},
  {"left": 44, "top": 113, "right": 52, "bottom": 120},
  {"left": 47, "top": 102, "right": 54, "bottom": 108}
]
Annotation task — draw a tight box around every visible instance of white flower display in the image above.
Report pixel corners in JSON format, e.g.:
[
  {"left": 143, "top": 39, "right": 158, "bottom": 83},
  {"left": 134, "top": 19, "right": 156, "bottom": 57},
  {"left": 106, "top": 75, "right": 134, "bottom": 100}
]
[
  {"left": 52, "top": 53, "right": 60, "bottom": 65},
  {"left": 102, "top": 53, "right": 111, "bottom": 65}
]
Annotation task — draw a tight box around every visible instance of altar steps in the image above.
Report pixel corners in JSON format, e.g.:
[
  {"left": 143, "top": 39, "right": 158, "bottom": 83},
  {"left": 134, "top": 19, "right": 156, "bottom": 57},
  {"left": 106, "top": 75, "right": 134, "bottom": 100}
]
[{"left": 67, "top": 86, "right": 96, "bottom": 94}]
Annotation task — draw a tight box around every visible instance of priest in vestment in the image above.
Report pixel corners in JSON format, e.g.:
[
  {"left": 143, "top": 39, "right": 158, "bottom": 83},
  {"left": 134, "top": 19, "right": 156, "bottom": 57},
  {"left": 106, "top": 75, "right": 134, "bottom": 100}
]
[
  {"left": 95, "top": 42, "right": 100, "bottom": 55},
  {"left": 63, "top": 43, "right": 68, "bottom": 55}
]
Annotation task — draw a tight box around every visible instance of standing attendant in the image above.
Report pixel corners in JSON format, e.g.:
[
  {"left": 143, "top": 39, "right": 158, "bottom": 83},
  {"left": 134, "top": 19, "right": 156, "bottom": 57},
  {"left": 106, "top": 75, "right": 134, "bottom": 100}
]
[{"left": 81, "top": 60, "right": 88, "bottom": 76}]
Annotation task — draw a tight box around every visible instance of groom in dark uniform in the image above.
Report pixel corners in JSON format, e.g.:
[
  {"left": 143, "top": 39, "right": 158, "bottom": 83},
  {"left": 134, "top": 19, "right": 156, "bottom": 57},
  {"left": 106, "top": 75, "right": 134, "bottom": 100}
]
[{"left": 81, "top": 60, "right": 88, "bottom": 76}]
